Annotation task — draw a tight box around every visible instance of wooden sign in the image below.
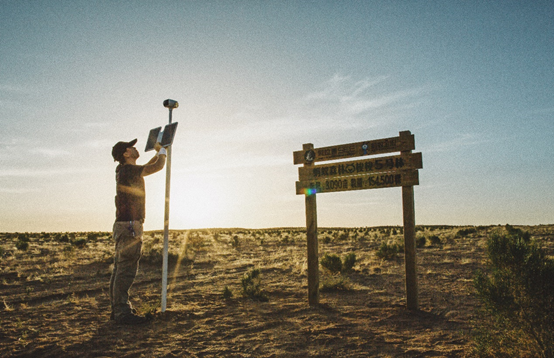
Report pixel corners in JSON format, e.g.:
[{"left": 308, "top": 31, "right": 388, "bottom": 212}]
[
  {"left": 293, "top": 132, "right": 415, "bottom": 165},
  {"left": 298, "top": 152, "right": 422, "bottom": 182},
  {"left": 294, "top": 130, "right": 421, "bottom": 310},
  {"left": 296, "top": 170, "right": 419, "bottom": 195}
]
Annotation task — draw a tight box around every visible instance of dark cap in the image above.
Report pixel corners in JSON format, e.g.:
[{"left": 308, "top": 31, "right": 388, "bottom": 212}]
[{"left": 112, "top": 138, "right": 137, "bottom": 162}]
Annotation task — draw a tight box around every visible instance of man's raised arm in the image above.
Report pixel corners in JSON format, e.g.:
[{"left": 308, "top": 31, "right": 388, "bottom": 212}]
[{"left": 142, "top": 143, "right": 167, "bottom": 176}]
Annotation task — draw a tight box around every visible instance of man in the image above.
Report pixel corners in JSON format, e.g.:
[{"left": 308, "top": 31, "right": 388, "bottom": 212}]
[{"left": 110, "top": 138, "right": 166, "bottom": 324}]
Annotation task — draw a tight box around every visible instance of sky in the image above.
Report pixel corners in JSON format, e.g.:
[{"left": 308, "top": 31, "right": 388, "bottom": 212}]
[{"left": 1, "top": 1, "right": 553, "bottom": 233}]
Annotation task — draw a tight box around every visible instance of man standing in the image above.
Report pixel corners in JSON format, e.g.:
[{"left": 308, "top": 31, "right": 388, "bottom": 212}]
[{"left": 110, "top": 138, "right": 166, "bottom": 324}]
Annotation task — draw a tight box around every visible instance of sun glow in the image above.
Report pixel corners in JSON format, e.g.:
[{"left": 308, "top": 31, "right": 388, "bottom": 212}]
[{"left": 170, "top": 174, "right": 234, "bottom": 229}]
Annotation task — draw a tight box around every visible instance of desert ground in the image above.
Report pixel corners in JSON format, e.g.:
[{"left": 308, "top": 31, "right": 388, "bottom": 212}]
[{"left": 1, "top": 225, "right": 553, "bottom": 357}]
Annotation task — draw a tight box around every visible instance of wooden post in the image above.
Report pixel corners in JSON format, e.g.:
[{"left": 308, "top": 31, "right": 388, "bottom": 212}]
[
  {"left": 400, "top": 131, "right": 418, "bottom": 310},
  {"left": 303, "top": 143, "right": 319, "bottom": 306}
]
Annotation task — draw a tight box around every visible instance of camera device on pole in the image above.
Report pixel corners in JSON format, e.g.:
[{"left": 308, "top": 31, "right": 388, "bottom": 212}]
[{"left": 163, "top": 99, "right": 179, "bottom": 109}]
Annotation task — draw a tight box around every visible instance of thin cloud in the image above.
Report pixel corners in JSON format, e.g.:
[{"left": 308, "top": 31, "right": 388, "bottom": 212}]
[
  {"left": 344, "top": 88, "right": 426, "bottom": 115},
  {"left": 305, "top": 74, "right": 388, "bottom": 102},
  {"left": 301, "top": 74, "right": 431, "bottom": 133},
  {"left": 181, "top": 74, "right": 436, "bottom": 176},
  {"left": 207, "top": 75, "right": 424, "bottom": 144}
]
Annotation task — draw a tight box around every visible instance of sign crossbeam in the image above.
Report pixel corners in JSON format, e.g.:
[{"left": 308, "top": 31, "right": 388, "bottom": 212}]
[{"left": 293, "top": 131, "right": 415, "bottom": 165}]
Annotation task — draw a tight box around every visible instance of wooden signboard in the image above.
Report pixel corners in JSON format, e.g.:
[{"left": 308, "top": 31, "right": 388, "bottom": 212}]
[
  {"left": 298, "top": 152, "right": 422, "bottom": 182},
  {"left": 296, "top": 170, "right": 419, "bottom": 195},
  {"left": 294, "top": 130, "right": 421, "bottom": 310},
  {"left": 293, "top": 133, "right": 415, "bottom": 165}
]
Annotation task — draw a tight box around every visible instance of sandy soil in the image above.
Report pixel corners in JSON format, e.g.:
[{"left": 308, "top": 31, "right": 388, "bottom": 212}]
[{"left": 1, "top": 226, "right": 552, "bottom": 357}]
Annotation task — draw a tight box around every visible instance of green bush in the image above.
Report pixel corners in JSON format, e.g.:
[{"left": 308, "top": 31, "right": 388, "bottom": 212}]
[
  {"left": 472, "top": 228, "right": 554, "bottom": 357},
  {"left": 416, "top": 235, "right": 426, "bottom": 248},
  {"left": 375, "top": 242, "right": 400, "bottom": 260},
  {"left": 222, "top": 286, "right": 233, "bottom": 300},
  {"left": 87, "top": 233, "right": 99, "bottom": 241},
  {"left": 505, "top": 224, "right": 531, "bottom": 241},
  {"left": 15, "top": 240, "right": 29, "bottom": 251},
  {"left": 320, "top": 253, "right": 357, "bottom": 274},
  {"left": 336, "top": 232, "right": 349, "bottom": 241},
  {"left": 342, "top": 253, "right": 357, "bottom": 273},
  {"left": 428, "top": 235, "right": 442, "bottom": 246},
  {"left": 58, "top": 234, "right": 70, "bottom": 243},
  {"left": 456, "top": 227, "right": 477, "bottom": 237},
  {"left": 241, "top": 268, "right": 268, "bottom": 302},
  {"left": 72, "top": 238, "right": 87, "bottom": 248},
  {"left": 320, "top": 253, "right": 343, "bottom": 274}
]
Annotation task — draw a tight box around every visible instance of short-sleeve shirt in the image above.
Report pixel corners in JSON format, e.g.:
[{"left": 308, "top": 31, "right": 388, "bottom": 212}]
[{"left": 115, "top": 164, "right": 145, "bottom": 221}]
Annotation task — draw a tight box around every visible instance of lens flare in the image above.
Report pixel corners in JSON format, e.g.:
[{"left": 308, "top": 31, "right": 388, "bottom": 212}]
[{"left": 305, "top": 187, "right": 318, "bottom": 196}]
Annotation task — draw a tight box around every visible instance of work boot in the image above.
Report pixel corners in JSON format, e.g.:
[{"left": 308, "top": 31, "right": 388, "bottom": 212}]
[
  {"left": 110, "top": 308, "right": 138, "bottom": 321},
  {"left": 115, "top": 313, "right": 149, "bottom": 325}
]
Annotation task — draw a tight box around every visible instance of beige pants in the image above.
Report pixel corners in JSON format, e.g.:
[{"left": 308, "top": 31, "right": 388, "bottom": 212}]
[{"left": 109, "top": 220, "right": 143, "bottom": 318}]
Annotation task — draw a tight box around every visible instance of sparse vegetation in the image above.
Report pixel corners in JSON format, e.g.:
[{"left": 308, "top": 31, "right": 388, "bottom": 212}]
[
  {"left": 472, "top": 226, "right": 554, "bottom": 357},
  {"left": 320, "top": 252, "right": 357, "bottom": 274},
  {"left": 457, "top": 227, "right": 477, "bottom": 237},
  {"left": 15, "top": 239, "right": 29, "bottom": 251},
  {"left": 222, "top": 285, "right": 233, "bottom": 299},
  {"left": 232, "top": 235, "right": 240, "bottom": 248},
  {"left": 342, "top": 252, "right": 356, "bottom": 273},
  {"left": 0, "top": 225, "right": 552, "bottom": 357},
  {"left": 57, "top": 234, "right": 70, "bottom": 243},
  {"left": 375, "top": 241, "right": 401, "bottom": 260},
  {"left": 241, "top": 268, "right": 268, "bottom": 302},
  {"left": 428, "top": 235, "right": 442, "bottom": 246},
  {"left": 320, "top": 253, "right": 343, "bottom": 274},
  {"left": 15, "top": 234, "right": 30, "bottom": 251},
  {"left": 416, "top": 234, "right": 426, "bottom": 248},
  {"left": 72, "top": 238, "right": 87, "bottom": 248}
]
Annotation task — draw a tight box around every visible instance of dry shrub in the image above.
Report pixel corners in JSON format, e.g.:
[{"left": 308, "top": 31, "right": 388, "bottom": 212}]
[
  {"left": 375, "top": 242, "right": 401, "bottom": 261},
  {"left": 472, "top": 226, "right": 554, "bottom": 358},
  {"left": 241, "top": 268, "right": 268, "bottom": 302},
  {"left": 320, "top": 253, "right": 357, "bottom": 274},
  {"left": 320, "top": 253, "right": 342, "bottom": 274}
]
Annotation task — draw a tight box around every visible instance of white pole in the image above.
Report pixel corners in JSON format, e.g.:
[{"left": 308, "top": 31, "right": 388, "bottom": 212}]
[{"left": 161, "top": 108, "right": 173, "bottom": 312}]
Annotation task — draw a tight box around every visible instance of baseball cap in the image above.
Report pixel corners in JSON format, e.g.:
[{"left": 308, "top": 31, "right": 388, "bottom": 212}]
[{"left": 112, "top": 138, "right": 138, "bottom": 162}]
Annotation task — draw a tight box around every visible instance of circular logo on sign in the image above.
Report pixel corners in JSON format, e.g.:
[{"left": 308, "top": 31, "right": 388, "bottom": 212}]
[{"left": 304, "top": 150, "right": 315, "bottom": 163}]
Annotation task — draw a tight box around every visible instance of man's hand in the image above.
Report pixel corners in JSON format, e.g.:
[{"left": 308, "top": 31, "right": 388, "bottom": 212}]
[{"left": 142, "top": 142, "right": 166, "bottom": 176}]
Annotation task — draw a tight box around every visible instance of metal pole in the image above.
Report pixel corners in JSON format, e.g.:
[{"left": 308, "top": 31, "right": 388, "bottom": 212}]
[{"left": 161, "top": 108, "right": 173, "bottom": 312}]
